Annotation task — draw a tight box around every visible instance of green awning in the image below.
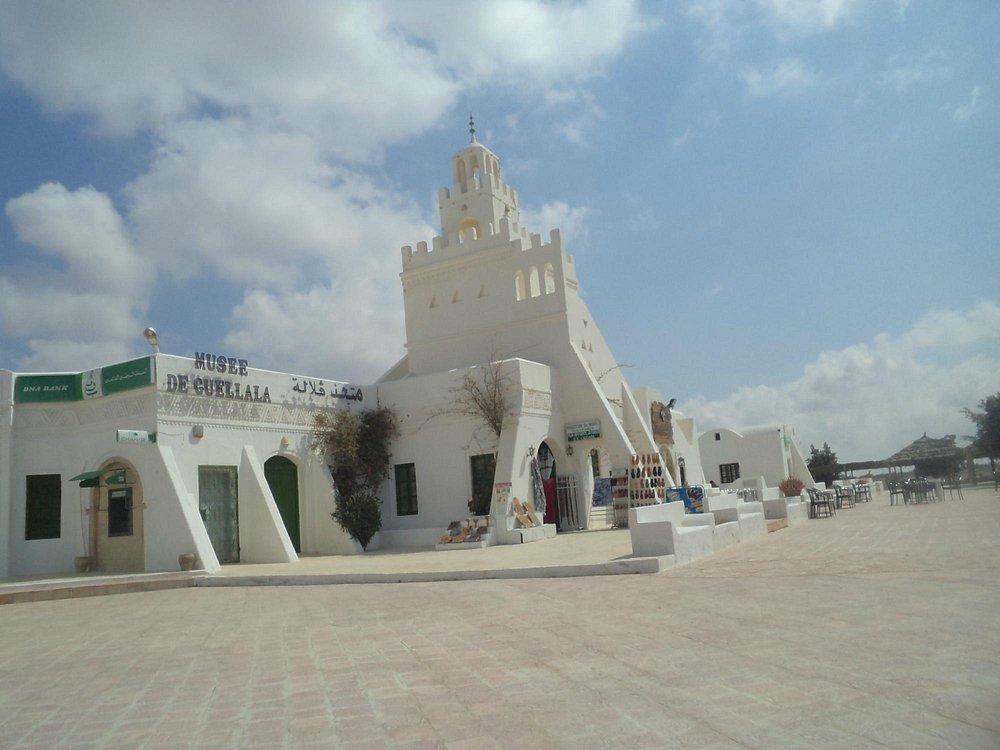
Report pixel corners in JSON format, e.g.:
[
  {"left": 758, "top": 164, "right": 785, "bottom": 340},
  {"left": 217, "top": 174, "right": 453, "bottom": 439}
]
[{"left": 69, "top": 468, "right": 123, "bottom": 488}]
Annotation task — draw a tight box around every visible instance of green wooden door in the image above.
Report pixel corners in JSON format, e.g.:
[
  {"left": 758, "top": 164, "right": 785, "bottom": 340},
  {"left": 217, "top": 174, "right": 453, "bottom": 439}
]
[
  {"left": 264, "top": 456, "right": 300, "bottom": 552},
  {"left": 198, "top": 465, "right": 240, "bottom": 564}
]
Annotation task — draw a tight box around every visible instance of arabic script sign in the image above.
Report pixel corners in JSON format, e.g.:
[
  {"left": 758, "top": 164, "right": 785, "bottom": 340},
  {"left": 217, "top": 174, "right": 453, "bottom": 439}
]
[
  {"left": 103, "top": 357, "right": 155, "bottom": 396},
  {"left": 14, "top": 357, "right": 155, "bottom": 403},
  {"left": 290, "top": 377, "right": 363, "bottom": 402}
]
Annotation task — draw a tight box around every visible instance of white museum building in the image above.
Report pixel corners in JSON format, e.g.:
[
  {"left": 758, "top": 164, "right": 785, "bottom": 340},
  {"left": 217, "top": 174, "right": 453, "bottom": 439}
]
[{"left": 0, "top": 132, "right": 810, "bottom": 578}]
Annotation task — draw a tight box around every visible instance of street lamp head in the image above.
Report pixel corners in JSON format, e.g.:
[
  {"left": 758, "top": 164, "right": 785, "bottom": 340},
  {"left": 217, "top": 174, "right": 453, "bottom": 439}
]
[{"left": 143, "top": 327, "right": 159, "bottom": 352}]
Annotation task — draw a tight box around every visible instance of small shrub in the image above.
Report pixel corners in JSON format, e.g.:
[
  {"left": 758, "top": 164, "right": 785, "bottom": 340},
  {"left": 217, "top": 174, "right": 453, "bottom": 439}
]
[
  {"left": 332, "top": 488, "right": 382, "bottom": 551},
  {"left": 779, "top": 476, "right": 805, "bottom": 497}
]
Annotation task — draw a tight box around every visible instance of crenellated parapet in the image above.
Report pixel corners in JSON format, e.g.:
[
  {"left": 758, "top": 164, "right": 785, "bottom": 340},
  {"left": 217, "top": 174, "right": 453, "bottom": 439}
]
[
  {"left": 401, "top": 221, "right": 565, "bottom": 271},
  {"left": 437, "top": 171, "right": 518, "bottom": 206}
]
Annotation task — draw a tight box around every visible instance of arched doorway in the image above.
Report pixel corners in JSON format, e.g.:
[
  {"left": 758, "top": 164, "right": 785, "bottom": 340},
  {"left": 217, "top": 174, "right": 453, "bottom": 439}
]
[
  {"left": 537, "top": 441, "right": 582, "bottom": 532},
  {"left": 90, "top": 460, "right": 145, "bottom": 572},
  {"left": 265, "top": 456, "right": 300, "bottom": 552},
  {"left": 536, "top": 441, "right": 557, "bottom": 526}
]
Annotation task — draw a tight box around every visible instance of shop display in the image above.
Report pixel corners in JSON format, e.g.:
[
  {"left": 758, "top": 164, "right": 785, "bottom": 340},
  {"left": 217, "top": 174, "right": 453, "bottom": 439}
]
[
  {"left": 437, "top": 517, "right": 490, "bottom": 544},
  {"left": 612, "top": 453, "right": 667, "bottom": 527}
]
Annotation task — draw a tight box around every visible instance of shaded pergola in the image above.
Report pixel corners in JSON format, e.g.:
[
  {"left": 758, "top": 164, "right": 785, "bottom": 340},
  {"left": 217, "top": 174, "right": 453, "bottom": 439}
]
[{"left": 884, "top": 433, "right": 964, "bottom": 478}]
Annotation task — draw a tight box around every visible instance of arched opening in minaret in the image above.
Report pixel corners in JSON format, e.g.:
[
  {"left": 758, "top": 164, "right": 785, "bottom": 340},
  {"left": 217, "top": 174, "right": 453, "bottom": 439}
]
[
  {"left": 459, "top": 218, "right": 480, "bottom": 242},
  {"left": 528, "top": 266, "right": 541, "bottom": 298},
  {"left": 514, "top": 270, "right": 527, "bottom": 301},
  {"left": 457, "top": 160, "right": 468, "bottom": 194},
  {"left": 543, "top": 263, "right": 556, "bottom": 294},
  {"left": 469, "top": 155, "right": 482, "bottom": 189}
]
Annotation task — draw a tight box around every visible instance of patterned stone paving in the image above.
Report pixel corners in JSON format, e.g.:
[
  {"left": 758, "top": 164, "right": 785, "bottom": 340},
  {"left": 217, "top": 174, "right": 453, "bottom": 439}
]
[{"left": 1, "top": 487, "right": 998, "bottom": 748}]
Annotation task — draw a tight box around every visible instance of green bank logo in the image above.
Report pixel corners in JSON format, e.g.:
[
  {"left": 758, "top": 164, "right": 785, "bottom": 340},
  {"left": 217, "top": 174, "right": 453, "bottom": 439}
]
[{"left": 82, "top": 369, "right": 102, "bottom": 399}]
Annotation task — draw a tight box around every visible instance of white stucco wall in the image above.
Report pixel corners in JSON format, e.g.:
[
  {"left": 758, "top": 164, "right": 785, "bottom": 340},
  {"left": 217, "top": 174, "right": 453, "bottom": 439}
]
[
  {"left": 698, "top": 424, "right": 814, "bottom": 489},
  {"left": 3, "top": 353, "right": 374, "bottom": 575},
  {"left": 0, "top": 370, "right": 13, "bottom": 578}
]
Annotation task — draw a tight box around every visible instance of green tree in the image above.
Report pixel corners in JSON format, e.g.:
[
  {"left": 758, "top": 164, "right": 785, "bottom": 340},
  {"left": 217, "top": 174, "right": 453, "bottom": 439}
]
[
  {"left": 807, "top": 442, "right": 840, "bottom": 486},
  {"left": 964, "top": 393, "right": 1000, "bottom": 459},
  {"left": 312, "top": 406, "right": 399, "bottom": 550}
]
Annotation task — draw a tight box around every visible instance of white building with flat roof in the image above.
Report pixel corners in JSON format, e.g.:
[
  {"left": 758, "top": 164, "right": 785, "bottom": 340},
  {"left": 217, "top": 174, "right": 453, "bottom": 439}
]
[
  {"left": 698, "top": 423, "right": 814, "bottom": 490},
  {"left": 2, "top": 130, "right": 812, "bottom": 578}
]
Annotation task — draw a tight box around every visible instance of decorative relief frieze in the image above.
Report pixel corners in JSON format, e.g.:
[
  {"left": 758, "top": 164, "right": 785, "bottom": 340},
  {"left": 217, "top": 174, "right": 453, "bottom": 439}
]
[
  {"left": 157, "top": 393, "right": 321, "bottom": 427},
  {"left": 14, "top": 395, "right": 150, "bottom": 429}
]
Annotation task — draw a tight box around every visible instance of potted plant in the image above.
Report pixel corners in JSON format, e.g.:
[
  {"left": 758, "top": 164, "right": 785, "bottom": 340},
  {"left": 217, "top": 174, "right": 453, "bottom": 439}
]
[{"left": 778, "top": 477, "right": 805, "bottom": 498}]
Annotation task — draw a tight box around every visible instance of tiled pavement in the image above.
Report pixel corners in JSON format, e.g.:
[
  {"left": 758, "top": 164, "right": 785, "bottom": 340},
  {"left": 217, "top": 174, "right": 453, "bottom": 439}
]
[{"left": 1, "top": 487, "right": 998, "bottom": 749}]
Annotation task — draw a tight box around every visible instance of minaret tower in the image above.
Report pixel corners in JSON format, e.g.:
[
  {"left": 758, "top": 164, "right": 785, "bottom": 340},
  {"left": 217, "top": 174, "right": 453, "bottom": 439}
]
[{"left": 438, "top": 115, "right": 520, "bottom": 243}]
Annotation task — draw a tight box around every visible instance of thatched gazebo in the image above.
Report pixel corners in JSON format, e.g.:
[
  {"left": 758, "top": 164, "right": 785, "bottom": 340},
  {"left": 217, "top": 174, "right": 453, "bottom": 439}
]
[{"left": 885, "top": 433, "right": 963, "bottom": 478}]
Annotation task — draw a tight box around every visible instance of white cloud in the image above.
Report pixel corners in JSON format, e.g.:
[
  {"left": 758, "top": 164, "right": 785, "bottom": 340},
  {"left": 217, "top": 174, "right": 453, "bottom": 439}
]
[
  {"left": 951, "top": 85, "right": 982, "bottom": 122},
  {"left": 126, "top": 119, "right": 433, "bottom": 289},
  {"left": 519, "top": 202, "right": 590, "bottom": 247},
  {"left": 0, "top": 2, "right": 647, "bottom": 373},
  {"left": 681, "top": 301, "right": 1000, "bottom": 461},
  {"left": 390, "top": 0, "right": 647, "bottom": 84},
  {"left": 15, "top": 338, "right": 137, "bottom": 375},
  {"left": 0, "top": 1, "right": 646, "bottom": 162},
  {"left": 880, "top": 49, "right": 951, "bottom": 94},
  {"left": 5, "top": 183, "right": 144, "bottom": 290},
  {"left": 1, "top": 184, "right": 151, "bottom": 368},
  {"left": 741, "top": 59, "right": 815, "bottom": 97},
  {"left": 0, "top": 3, "right": 459, "bottom": 163},
  {"left": 688, "top": 0, "right": 858, "bottom": 60},
  {"left": 225, "top": 278, "right": 406, "bottom": 383},
  {"left": 755, "top": 0, "right": 861, "bottom": 35}
]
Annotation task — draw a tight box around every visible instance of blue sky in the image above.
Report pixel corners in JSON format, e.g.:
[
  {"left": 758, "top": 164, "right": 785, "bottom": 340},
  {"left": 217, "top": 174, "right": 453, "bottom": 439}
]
[{"left": 1, "top": 0, "right": 997, "bottom": 462}]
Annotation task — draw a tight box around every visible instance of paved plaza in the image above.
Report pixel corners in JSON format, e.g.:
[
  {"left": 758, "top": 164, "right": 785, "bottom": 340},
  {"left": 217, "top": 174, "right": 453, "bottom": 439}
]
[{"left": 1, "top": 487, "right": 999, "bottom": 749}]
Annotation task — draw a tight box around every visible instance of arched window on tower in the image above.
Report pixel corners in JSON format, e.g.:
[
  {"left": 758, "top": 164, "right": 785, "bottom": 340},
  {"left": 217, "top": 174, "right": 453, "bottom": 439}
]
[
  {"left": 543, "top": 262, "right": 556, "bottom": 294},
  {"left": 514, "top": 270, "right": 526, "bottom": 301},
  {"left": 457, "top": 160, "right": 468, "bottom": 194},
  {"left": 528, "top": 266, "right": 541, "bottom": 298},
  {"left": 459, "top": 218, "right": 480, "bottom": 243},
  {"left": 470, "top": 155, "right": 481, "bottom": 189}
]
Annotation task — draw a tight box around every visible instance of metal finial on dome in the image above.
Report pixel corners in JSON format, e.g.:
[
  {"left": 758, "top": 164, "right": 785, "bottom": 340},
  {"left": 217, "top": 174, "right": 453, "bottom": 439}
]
[{"left": 469, "top": 113, "right": 476, "bottom": 143}]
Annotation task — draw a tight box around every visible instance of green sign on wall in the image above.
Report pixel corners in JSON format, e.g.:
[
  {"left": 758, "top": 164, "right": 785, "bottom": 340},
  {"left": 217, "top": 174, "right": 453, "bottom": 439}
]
[
  {"left": 102, "top": 357, "right": 154, "bottom": 395},
  {"left": 14, "top": 374, "right": 81, "bottom": 403},
  {"left": 14, "top": 357, "right": 155, "bottom": 403}
]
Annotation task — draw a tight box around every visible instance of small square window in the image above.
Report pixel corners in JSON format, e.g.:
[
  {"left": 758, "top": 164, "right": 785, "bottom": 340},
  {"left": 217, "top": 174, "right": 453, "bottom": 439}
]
[{"left": 719, "top": 463, "right": 741, "bottom": 484}]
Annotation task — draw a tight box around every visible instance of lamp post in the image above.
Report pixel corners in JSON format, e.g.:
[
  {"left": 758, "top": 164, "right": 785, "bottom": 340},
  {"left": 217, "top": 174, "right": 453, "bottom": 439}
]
[{"left": 143, "top": 327, "right": 159, "bottom": 353}]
